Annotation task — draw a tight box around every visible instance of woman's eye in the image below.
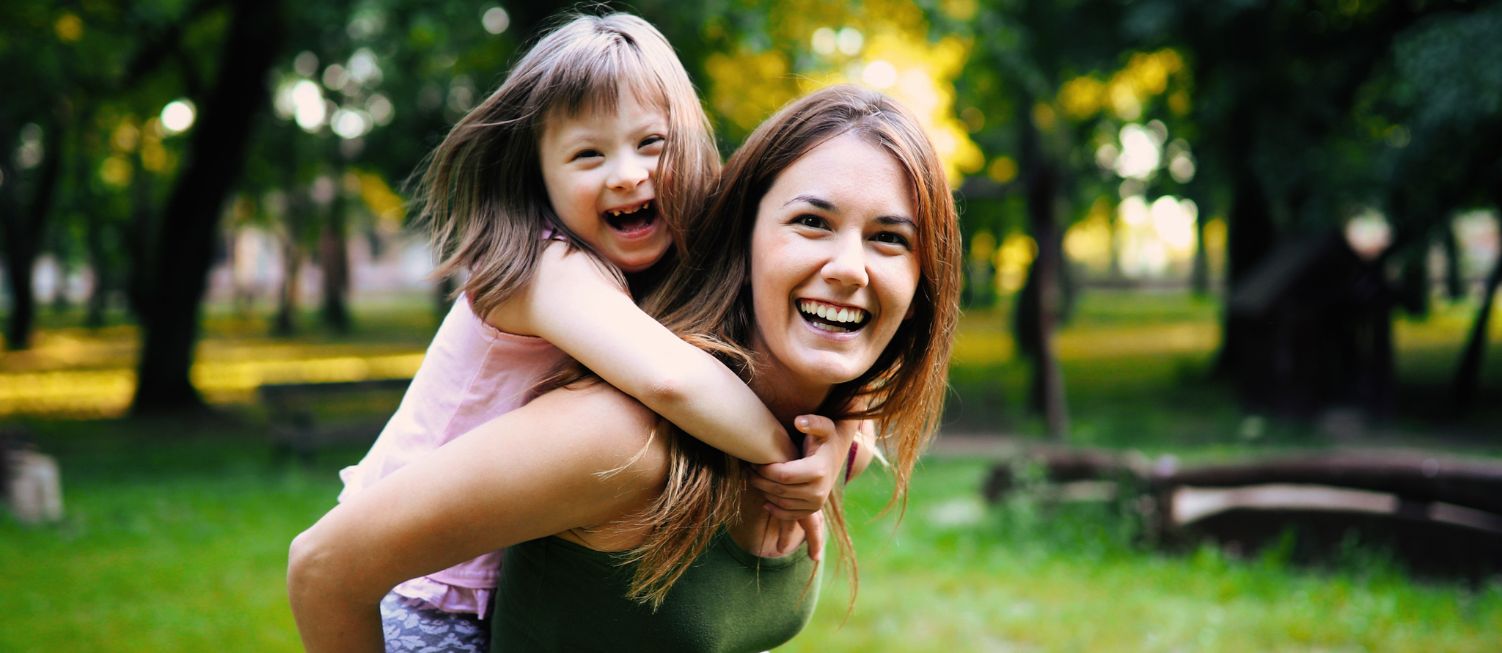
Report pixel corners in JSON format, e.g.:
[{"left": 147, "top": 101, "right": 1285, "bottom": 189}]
[
  {"left": 792, "top": 214, "right": 827, "bottom": 229},
  {"left": 873, "top": 232, "right": 912, "bottom": 248}
]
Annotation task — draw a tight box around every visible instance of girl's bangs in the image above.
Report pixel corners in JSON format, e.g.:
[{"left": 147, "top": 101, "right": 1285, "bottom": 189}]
[{"left": 540, "top": 46, "right": 667, "bottom": 121}]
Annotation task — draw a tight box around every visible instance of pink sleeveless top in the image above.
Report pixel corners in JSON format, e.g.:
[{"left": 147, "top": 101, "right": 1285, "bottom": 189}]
[{"left": 338, "top": 295, "right": 566, "bottom": 617}]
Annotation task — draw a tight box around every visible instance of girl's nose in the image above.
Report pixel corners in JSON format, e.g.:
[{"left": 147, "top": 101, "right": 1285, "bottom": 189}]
[
  {"left": 607, "top": 155, "right": 650, "bottom": 191},
  {"left": 822, "top": 233, "right": 869, "bottom": 288}
]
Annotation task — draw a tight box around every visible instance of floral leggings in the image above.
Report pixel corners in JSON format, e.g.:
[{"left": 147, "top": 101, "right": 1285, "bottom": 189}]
[{"left": 379, "top": 591, "right": 488, "bottom": 653}]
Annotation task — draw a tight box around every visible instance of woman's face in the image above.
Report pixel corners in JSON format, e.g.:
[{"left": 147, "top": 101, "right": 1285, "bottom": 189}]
[{"left": 748, "top": 132, "right": 922, "bottom": 398}]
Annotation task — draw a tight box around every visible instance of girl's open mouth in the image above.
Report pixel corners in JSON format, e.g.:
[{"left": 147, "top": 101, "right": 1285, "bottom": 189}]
[{"left": 603, "top": 200, "right": 656, "bottom": 235}]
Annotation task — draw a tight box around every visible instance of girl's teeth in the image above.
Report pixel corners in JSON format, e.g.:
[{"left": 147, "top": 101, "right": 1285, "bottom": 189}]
[{"left": 606, "top": 201, "right": 650, "bottom": 218}]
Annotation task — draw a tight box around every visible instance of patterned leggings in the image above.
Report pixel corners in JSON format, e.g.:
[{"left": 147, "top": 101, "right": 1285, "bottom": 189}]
[{"left": 379, "top": 591, "right": 489, "bottom": 653}]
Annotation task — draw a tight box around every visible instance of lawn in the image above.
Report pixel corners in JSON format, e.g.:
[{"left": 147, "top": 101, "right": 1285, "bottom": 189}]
[{"left": 3, "top": 291, "right": 1500, "bottom": 651}]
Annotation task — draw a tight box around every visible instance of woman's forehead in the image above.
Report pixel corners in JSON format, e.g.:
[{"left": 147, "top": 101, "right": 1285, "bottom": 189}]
[{"left": 762, "top": 134, "right": 915, "bottom": 218}]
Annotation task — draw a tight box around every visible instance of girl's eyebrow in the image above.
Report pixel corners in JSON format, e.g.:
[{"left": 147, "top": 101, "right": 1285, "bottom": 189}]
[{"left": 783, "top": 194, "right": 916, "bottom": 228}]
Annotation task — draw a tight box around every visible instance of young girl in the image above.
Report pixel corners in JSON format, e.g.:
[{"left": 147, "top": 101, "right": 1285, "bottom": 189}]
[{"left": 333, "top": 13, "right": 862, "bottom": 650}]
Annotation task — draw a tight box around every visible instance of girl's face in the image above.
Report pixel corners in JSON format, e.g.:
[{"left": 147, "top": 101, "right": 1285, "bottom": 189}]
[
  {"left": 538, "top": 91, "right": 672, "bottom": 273},
  {"left": 748, "top": 133, "right": 922, "bottom": 399}
]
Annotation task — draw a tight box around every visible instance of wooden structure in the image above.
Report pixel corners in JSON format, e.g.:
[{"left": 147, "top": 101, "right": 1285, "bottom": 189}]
[{"left": 984, "top": 448, "right": 1502, "bottom": 580}]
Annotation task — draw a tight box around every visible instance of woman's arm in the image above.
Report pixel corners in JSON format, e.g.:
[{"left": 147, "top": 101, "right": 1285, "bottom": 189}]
[
  {"left": 493, "top": 242, "right": 797, "bottom": 464},
  {"left": 287, "top": 385, "right": 666, "bottom": 653}
]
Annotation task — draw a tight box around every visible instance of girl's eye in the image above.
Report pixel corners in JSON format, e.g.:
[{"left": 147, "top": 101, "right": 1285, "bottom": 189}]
[
  {"left": 873, "top": 232, "right": 912, "bottom": 248},
  {"left": 571, "top": 149, "right": 602, "bottom": 161},
  {"left": 639, "top": 135, "right": 665, "bottom": 150},
  {"left": 792, "top": 214, "right": 827, "bottom": 229}
]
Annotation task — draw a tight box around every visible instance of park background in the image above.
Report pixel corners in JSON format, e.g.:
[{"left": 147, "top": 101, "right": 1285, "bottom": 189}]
[{"left": 2, "top": 0, "right": 1501, "bottom": 650}]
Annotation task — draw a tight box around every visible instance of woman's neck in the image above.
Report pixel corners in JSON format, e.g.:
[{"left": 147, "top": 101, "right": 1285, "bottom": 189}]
[{"left": 748, "top": 362, "right": 830, "bottom": 428}]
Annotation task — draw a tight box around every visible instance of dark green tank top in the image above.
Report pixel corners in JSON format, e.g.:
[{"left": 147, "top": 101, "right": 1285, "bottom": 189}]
[{"left": 491, "top": 531, "right": 819, "bottom": 652}]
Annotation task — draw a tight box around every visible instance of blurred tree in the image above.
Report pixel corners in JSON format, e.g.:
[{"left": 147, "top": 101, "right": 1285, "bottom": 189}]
[
  {"left": 1125, "top": 0, "right": 1485, "bottom": 416},
  {"left": 0, "top": 6, "right": 75, "bottom": 350},
  {"left": 1373, "top": 3, "right": 1502, "bottom": 410},
  {"left": 948, "top": 0, "right": 1147, "bottom": 439},
  {"left": 132, "top": 0, "right": 285, "bottom": 414}
]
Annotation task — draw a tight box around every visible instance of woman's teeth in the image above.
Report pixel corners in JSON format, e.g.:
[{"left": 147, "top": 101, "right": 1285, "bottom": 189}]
[{"left": 797, "top": 300, "right": 868, "bottom": 331}]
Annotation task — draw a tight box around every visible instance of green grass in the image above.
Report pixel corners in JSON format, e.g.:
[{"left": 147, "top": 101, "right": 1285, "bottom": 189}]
[
  {"left": 4, "top": 422, "right": 1499, "bottom": 652},
  {"left": 790, "top": 458, "right": 1502, "bottom": 652},
  {"left": 4, "top": 290, "right": 1502, "bottom": 650}
]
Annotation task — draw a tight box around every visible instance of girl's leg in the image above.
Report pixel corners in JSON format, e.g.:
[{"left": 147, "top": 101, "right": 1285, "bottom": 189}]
[{"left": 379, "top": 591, "right": 488, "bottom": 653}]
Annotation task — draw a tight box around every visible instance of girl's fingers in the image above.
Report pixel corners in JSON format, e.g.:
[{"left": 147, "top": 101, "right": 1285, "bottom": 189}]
[
  {"left": 794, "top": 414, "right": 838, "bottom": 441},
  {"left": 765, "top": 493, "right": 815, "bottom": 512},
  {"left": 754, "top": 457, "right": 823, "bottom": 484},
  {"left": 763, "top": 503, "right": 816, "bottom": 521},
  {"left": 749, "top": 474, "right": 811, "bottom": 496},
  {"left": 800, "top": 512, "right": 825, "bottom": 562},
  {"left": 775, "top": 517, "right": 797, "bottom": 554}
]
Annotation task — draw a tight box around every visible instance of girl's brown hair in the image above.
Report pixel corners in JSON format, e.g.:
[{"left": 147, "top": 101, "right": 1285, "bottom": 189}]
[
  {"left": 414, "top": 12, "right": 719, "bottom": 317},
  {"left": 586, "top": 85, "right": 961, "bottom": 608}
]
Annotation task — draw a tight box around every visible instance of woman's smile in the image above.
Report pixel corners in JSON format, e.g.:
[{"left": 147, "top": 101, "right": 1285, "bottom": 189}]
[{"left": 749, "top": 132, "right": 921, "bottom": 398}]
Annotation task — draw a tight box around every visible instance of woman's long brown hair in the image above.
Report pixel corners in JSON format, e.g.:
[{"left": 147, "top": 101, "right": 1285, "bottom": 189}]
[{"left": 540, "top": 85, "right": 961, "bottom": 609}]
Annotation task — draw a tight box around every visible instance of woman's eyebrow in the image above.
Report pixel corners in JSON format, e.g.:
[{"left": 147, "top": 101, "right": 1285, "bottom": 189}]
[
  {"left": 783, "top": 194, "right": 835, "bottom": 211},
  {"left": 877, "top": 215, "right": 917, "bottom": 230},
  {"left": 784, "top": 195, "right": 916, "bottom": 227}
]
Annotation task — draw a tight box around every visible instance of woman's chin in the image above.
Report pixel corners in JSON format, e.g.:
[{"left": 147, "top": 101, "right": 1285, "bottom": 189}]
[{"left": 784, "top": 354, "right": 870, "bottom": 389}]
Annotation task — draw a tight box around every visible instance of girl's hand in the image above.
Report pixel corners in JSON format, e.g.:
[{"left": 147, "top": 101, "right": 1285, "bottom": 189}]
[
  {"left": 751, "top": 415, "right": 845, "bottom": 519},
  {"left": 752, "top": 415, "right": 856, "bottom": 560}
]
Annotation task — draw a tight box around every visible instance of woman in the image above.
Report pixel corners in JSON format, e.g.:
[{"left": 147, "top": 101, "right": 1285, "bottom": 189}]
[{"left": 288, "top": 85, "right": 961, "bottom": 651}]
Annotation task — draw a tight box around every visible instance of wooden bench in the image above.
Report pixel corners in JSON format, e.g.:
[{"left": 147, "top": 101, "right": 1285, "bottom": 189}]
[
  {"left": 258, "top": 378, "right": 412, "bottom": 464},
  {"left": 984, "top": 448, "right": 1502, "bottom": 579}
]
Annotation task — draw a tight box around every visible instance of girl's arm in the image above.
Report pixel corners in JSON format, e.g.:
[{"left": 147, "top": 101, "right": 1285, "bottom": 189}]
[
  {"left": 492, "top": 242, "right": 796, "bottom": 463},
  {"left": 288, "top": 385, "right": 667, "bottom": 653}
]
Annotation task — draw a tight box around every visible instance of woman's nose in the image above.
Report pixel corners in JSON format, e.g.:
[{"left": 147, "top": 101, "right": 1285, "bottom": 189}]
[{"left": 822, "top": 233, "right": 869, "bottom": 288}]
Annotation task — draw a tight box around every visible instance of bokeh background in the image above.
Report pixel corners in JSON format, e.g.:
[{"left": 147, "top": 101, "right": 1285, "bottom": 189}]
[{"left": 2, "top": 1, "right": 1500, "bottom": 650}]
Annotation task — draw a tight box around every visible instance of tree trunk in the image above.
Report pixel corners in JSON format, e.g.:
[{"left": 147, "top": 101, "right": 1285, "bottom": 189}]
[
  {"left": 1442, "top": 221, "right": 1465, "bottom": 302},
  {"left": 1398, "top": 248, "right": 1430, "bottom": 317},
  {"left": 131, "top": 0, "right": 284, "bottom": 416},
  {"left": 274, "top": 193, "right": 307, "bottom": 337},
  {"left": 319, "top": 170, "right": 351, "bottom": 333},
  {"left": 1188, "top": 182, "right": 1212, "bottom": 297},
  {"left": 85, "top": 225, "right": 110, "bottom": 328},
  {"left": 1453, "top": 245, "right": 1502, "bottom": 412},
  {"left": 57, "top": 112, "right": 110, "bottom": 329},
  {"left": 1013, "top": 97, "right": 1068, "bottom": 440},
  {"left": 1, "top": 117, "right": 63, "bottom": 351},
  {"left": 125, "top": 147, "right": 156, "bottom": 320},
  {"left": 1213, "top": 133, "right": 1276, "bottom": 379}
]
